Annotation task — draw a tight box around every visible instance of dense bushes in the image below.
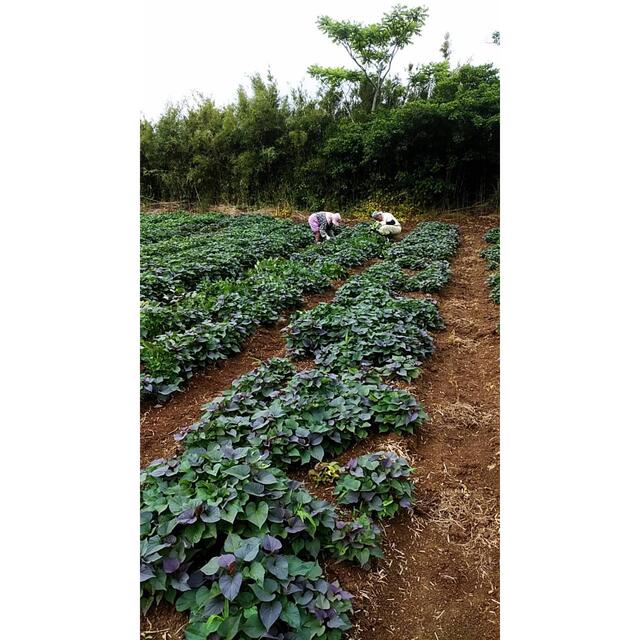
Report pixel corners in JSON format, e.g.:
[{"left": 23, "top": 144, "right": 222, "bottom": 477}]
[{"left": 140, "top": 64, "right": 499, "bottom": 210}]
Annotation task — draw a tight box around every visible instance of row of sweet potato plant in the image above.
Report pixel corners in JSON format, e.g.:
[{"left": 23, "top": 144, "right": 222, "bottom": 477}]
[
  {"left": 481, "top": 226, "right": 500, "bottom": 304},
  {"left": 140, "top": 221, "right": 460, "bottom": 639},
  {"left": 141, "top": 224, "right": 388, "bottom": 402}
]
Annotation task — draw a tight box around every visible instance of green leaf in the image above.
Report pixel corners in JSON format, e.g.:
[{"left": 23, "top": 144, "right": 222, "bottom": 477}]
[
  {"left": 242, "top": 613, "right": 266, "bottom": 638},
  {"left": 200, "top": 557, "right": 220, "bottom": 576},
  {"left": 280, "top": 601, "right": 301, "bottom": 628},
  {"left": 249, "top": 561, "right": 265, "bottom": 586},
  {"left": 223, "top": 464, "right": 251, "bottom": 479},
  {"left": 245, "top": 501, "right": 269, "bottom": 528},
  {"left": 175, "top": 589, "right": 197, "bottom": 612},
  {"left": 184, "top": 521, "right": 205, "bottom": 545},
  {"left": 287, "top": 556, "right": 311, "bottom": 577},
  {"left": 218, "top": 614, "right": 241, "bottom": 639}
]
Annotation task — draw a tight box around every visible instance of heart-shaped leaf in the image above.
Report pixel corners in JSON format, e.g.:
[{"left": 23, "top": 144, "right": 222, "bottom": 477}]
[
  {"left": 219, "top": 572, "right": 242, "bottom": 601},
  {"left": 260, "top": 600, "right": 283, "bottom": 631}
]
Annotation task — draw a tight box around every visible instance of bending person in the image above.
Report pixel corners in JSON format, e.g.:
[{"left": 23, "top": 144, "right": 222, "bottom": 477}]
[
  {"left": 371, "top": 210, "right": 402, "bottom": 237},
  {"left": 308, "top": 211, "right": 342, "bottom": 243}
]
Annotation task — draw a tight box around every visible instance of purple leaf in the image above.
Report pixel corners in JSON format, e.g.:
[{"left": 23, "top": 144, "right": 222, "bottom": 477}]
[
  {"left": 326, "top": 610, "right": 343, "bottom": 628},
  {"left": 177, "top": 508, "right": 197, "bottom": 524},
  {"left": 315, "top": 579, "right": 329, "bottom": 594},
  {"left": 399, "top": 497, "right": 412, "bottom": 508},
  {"left": 219, "top": 572, "right": 243, "bottom": 601},
  {"left": 217, "top": 554, "right": 236, "bottom": 569},
  {"left": 285, "top": 517, "right": 306, "bottom": 534},
  {"left": 149, "top": 465, "right": 168, "bottom": 477},
  {"left": 162, "top": 557, "right": 180, "bottom": 574},
  {"left": 266, "top": 556, "right": 289, "bottom": 580},
  {"left": 259, "top": 600, "right": 282, "bottom": 631},
  {"left": 202, "top": 598, "right": 224, "bottom": 617},
  {"left": 140, "top": 563, "right": 155, "bottom": 582},
  {"left": 188, "top": 570, "right": 206, "bottom": 588},
  {"left": 262, "top": 535, "right": 282, "bottom": 553}
]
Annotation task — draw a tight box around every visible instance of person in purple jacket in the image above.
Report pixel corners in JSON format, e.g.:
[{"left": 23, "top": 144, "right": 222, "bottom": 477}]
[{"left": 308, "top": 211, "right": 342, "bottom": 243}]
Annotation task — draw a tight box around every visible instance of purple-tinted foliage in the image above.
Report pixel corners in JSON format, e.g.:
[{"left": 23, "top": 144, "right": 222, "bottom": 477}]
[
  {"left": 219, "top": 572, "right": 243, "bottom": 601},
  {"left": 266, "top": 556, "right": 289, "bottom": 580},
  {"left": 177, "top": 508, "right": 197, "bottom": 524},
  {"left": 315, "top": 579, "right": 329, "bottom": 594},
  {"left": 284, "top": 517, "right": 306, "bottom": 534},
  {"left": 217, "top": 553, "right": 236, "bottom": 569},
  {"left": 202, "top": 598, "right": 224, "bottom": 617},
  {"left": 149, "top": 465, "right": 168, "bottom": 477},
  {"left": 256, "top": 470, "right": 278, "bottom": 485},
  {"left": 140, "top": 563, "right": 155, "bottom": 582},
  {"left": 162, "top": 557, "right": 181, "bottom": 574},
  {"left": 262, "top": 535, "right": 283, "bottom": 553},
  {"left": 260, "top": 600, "right": 283, "bottom": 631},
  {"left": 326, "top": 611, "right": 343, "bottom": 628},
  {"left": 188, "top": 570, "right": 206, "bottom": 588}
]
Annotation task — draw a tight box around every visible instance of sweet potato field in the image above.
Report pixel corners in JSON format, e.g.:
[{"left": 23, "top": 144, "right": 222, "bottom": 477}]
[{"left": 140, "top": 212, "right": 500, "bottom": 640}]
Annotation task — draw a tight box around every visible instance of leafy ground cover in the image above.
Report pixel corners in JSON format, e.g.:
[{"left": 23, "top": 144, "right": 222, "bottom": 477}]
[
  {"left": 140, "top": 217, "right": 463, "bottom": 639},
  {"left": 141, "top": 212, "right": 236, "bottom": 244},
  {"left": 334, "top": 451, "right": 413, "bottom": 519},
  {"left": 481, "top": 227, "right": 500, "bottom": 304},
  {"left": 285, "top": 222, "right": 459, "bottom": 380},
  {"left": 141, "top": 358, "right": 424, "bottom": 639},
  {"left": 141, "top": 215, "right": 312, "bottom": 304},
  {"left": 177, "top": 360, "right": 424, "bottom": 468},
  {"left": 141, "top": 224, "right": 389, "bottom": 402}
]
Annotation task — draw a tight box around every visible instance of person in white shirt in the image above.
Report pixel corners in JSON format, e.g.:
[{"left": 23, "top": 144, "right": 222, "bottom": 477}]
[{"left": 371, "top": 210, "right": 402, "bottom": 237}]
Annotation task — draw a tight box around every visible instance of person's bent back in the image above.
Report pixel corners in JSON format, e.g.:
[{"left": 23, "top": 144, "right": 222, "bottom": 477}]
[
  {"left": 308, "top": 211, "right": 342, "bottom": 243},
  {"left": 371, "top": 210, "right": 401, "bottom": 237}
]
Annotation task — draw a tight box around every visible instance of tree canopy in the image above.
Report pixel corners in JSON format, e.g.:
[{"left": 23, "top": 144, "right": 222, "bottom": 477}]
[
  {"left": 309, "top": 5, "right": 428, "bottom": 113},
  {"left": 140, "top": 6, "right": 499, "bottom": 212}
]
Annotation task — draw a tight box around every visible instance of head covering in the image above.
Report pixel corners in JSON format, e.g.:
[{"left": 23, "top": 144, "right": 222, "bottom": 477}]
[{"left": 327, "top": 212, "right": 341, "bottom": 225}]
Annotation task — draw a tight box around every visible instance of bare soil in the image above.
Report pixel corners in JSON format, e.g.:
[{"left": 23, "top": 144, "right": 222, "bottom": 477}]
[{"left": 140, "top": 213, "right": 500, "bottom": 640}]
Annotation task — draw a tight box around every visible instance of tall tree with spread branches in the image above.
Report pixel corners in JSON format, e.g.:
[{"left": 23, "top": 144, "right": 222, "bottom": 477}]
[{"left": 309, "top": 4, "right": 428, "bottom": 113}]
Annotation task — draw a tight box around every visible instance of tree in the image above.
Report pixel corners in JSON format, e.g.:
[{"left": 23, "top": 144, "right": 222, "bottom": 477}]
[
  {"left": 309, "top": 4, "right": 428, "bottom": 113},
  {"left": 492, "top": 30, "right": 500, "bottom": 45},
  {"left": 440, "top": 32, "right": 452, "bottom": 61}
]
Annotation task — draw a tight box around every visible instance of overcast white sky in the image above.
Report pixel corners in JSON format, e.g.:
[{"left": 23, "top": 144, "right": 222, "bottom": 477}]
[{"left": 142, "top": 0, "right": 500, "bottom": 121}]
